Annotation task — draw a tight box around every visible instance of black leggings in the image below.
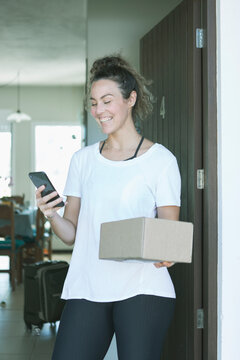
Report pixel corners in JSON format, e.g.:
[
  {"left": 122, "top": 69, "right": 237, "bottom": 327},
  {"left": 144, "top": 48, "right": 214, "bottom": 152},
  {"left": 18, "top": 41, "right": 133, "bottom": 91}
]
[{"left": 52, "top": 295, "right": 175, "bottom": 360}]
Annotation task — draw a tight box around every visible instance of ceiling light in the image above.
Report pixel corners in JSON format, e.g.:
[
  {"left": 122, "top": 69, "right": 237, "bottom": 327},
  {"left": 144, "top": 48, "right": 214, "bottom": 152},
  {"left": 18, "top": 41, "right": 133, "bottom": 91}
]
[
  {"left": 7, "top": 72, "right": 31, "bottom": 123},
  {"left": 7, "top": 110, "right": 31, "bottom": 123}
]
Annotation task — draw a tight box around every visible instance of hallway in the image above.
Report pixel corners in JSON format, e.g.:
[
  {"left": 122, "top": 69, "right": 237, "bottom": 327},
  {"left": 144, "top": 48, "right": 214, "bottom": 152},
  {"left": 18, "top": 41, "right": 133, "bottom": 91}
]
[
  {"left": 0, "top": 254, "right": 70, "bottom": 360},
  {"left": 0, "top": 253, "right": 117, "bottom": 360}
]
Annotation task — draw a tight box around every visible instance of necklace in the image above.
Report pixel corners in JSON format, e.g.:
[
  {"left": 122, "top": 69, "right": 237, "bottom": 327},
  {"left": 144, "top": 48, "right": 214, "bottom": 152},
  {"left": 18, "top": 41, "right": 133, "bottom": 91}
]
[
  {"left": 100, "top": 136, "right": 144, "bottom": 159},
  {"left": 103, "top": 136, "right": 142, "bottom": 151}
]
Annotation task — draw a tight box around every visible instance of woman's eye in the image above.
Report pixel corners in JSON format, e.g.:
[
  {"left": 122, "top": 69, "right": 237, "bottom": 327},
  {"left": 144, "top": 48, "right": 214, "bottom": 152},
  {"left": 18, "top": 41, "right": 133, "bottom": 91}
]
[
  {"left": 104, "top": 101, "right": 111, "bottom": 105},
  {"left": 91, "top": 103, "right": 97, "bottom": 107}
]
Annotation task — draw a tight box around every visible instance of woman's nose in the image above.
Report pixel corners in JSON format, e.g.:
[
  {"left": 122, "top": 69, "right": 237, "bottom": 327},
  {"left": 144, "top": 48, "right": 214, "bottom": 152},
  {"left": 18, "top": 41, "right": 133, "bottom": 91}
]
[{"left": 95, "top": 102, "right": 105, "bottom": 115}]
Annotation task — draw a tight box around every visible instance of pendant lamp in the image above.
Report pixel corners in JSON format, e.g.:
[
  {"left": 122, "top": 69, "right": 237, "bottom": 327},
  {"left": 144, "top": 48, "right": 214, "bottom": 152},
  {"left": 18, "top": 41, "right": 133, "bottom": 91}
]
[{"left": 7, "top": 72, "right": 31, "bottom": 123}]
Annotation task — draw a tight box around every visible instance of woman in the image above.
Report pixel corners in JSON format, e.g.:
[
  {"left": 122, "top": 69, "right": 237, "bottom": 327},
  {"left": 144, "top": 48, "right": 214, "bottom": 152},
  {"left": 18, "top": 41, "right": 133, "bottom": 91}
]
[{"left": 36, "top": 55, "right": 181, "bottom": 360}]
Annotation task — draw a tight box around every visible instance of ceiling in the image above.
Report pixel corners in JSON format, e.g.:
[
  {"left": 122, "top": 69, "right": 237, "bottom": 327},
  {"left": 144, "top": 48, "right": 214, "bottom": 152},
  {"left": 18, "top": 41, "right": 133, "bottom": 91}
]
[
  {"left": 0, "top": 0, "right": 87, "bottom": 86},
  {"left": 0, "top": 0, "right": 181, "bottom": 87}
]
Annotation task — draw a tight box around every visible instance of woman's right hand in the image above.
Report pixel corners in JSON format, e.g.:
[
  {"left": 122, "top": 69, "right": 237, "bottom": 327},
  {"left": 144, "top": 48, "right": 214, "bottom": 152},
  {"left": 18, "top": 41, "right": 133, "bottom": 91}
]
[{"left": 36, "top": 185, "right": 64, "bottom": 220}]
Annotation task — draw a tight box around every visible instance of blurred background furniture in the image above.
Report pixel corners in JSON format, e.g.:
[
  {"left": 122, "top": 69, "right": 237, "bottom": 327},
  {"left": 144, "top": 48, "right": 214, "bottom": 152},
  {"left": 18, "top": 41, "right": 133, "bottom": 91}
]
[
  {"left": 14, "top": 208, "right": 36, "bottom": 238},
  {"left": 35, "top": 208, "right": 52, "bottom": 260},
  {"left": 18, "top": 208, "right": 53, "bottom": 283},
  {"left": 0, "top": 203, "right": 24, "bottom": 290},
  {"left": 0, "top": 194, "right": 25, "bottom": 206},
  {"left": 0, "top": 196, "right": 53, "bottom": 284},
  {"left": 10, "top": 194, "right": 25, "bottom": 206}
]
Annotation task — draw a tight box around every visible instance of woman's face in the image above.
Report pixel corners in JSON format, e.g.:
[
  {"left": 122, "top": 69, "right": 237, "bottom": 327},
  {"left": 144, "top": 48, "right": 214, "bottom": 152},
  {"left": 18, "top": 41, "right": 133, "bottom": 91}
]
[{"left": 90, "top": 79, "right": 135, "bottom": 135}]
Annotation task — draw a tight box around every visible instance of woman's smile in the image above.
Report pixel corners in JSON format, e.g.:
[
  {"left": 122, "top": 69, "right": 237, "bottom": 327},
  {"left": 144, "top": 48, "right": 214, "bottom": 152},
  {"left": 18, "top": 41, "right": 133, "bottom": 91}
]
[{"left": 99, "top": 116, "right": 113, "bottom": 123}]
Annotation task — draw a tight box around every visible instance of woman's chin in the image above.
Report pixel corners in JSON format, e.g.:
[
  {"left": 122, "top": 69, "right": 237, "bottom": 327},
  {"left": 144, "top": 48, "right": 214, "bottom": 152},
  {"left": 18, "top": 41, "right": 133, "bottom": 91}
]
[{"left": 100, "top": 125, "right": 114, "bottom": 135}]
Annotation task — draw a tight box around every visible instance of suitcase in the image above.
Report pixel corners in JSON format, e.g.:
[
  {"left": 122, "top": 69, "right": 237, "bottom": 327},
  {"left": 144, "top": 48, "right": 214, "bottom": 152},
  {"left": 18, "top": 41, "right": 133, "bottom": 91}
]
[{"left": 24, "top": 260, "right": 69, "bottom": 331}]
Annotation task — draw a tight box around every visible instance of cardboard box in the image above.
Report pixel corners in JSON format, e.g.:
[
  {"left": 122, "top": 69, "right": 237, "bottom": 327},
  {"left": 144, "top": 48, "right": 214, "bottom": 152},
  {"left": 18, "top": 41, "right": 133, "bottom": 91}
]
[{"left": 99, "top": 217, "right": 193, "bottom": 263}]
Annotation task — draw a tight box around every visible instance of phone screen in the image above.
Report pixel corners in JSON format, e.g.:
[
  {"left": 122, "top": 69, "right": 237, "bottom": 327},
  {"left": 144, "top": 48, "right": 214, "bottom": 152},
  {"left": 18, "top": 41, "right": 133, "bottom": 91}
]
[{"left": 28, "top": 171, "right": 65, "bottom": 208}]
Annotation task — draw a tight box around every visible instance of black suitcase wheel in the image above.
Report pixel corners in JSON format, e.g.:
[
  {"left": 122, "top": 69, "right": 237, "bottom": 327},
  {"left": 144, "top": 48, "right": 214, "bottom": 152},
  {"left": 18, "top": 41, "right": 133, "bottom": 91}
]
[
  {"left": 25, "top": 322, "right": 32, "bottom": 331},
  {"left": 35, "top": 323, "right": 43, "bottom": 330},
  {"left": 32, "top": 326, "right": 42, "bottom": 336},
  {"left": 25, "top": 321, "right": 43, "bottom": 332}
]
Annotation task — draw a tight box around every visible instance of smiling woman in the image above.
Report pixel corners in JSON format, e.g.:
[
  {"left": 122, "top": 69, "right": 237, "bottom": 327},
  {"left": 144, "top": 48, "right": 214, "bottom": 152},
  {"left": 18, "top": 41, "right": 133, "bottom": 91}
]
[{"left": 39, "top": 54, "right": 182, "bottom": 360}]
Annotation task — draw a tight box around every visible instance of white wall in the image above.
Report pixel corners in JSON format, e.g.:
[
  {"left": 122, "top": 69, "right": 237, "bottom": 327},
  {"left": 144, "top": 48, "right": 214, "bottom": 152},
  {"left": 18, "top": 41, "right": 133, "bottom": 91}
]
[
  {"left": 217, "top": 0, "right": 240, "bottom": 359},
  {"left": 0, "top": 86, "right": 84, "bottom": 203}
]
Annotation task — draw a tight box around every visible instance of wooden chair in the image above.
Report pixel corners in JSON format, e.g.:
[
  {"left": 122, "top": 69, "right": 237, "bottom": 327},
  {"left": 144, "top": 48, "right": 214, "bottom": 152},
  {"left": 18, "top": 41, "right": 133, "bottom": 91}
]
[
  {"left": 22, "top": 208, "right": 53, "bottom": 262},
  {"left": 18, "top": 209, "right": 52, "bottom": 282},
  {"left": 0, "top": 203, "right": 24, "bottom": 290},
  {"left": 36, "top": 208, "right": 52, "bottom": 260},
  {"left": 10, "top": 194, "right": 25, "bottom": 206},
  {"left": 1, "top": 194, "right": 25, "bottom": 206}
]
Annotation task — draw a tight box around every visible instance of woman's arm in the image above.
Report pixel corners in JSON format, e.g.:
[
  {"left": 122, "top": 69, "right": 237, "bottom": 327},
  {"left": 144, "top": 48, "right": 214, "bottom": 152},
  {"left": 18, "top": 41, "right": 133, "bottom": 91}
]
[
  {"left": 36, "top": 185, "right": 80, "bottom": 246},
  {"left": 154, "top": 205, "right": 180, "bottom": 268}
]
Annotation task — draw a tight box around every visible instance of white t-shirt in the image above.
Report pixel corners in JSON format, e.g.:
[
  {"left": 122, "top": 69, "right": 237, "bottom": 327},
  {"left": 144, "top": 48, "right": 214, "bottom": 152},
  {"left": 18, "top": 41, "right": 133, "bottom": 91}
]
[{"left": 61, "top": 142, "right": 181, "bottom": 302}]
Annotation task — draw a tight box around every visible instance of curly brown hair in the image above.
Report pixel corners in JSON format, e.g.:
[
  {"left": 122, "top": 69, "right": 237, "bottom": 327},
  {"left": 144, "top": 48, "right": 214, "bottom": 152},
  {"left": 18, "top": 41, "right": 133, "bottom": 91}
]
[{"left": 88, "top": 54, "right": 154, "bottom": 123}]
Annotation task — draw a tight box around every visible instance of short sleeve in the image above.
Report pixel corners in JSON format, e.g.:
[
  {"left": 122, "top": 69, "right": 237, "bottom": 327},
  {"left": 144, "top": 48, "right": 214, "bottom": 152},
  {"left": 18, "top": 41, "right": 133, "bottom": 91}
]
[
  {"left": 156, "top": 157, "right": 181, "bottom": 207},
  {"left": 63, "top": 152, "right": 82, "bottom": 197}
]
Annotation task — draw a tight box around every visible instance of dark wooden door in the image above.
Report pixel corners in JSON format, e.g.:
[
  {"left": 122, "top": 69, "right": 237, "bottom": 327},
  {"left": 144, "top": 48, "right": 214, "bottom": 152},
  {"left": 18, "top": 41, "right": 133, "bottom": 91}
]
[{"left": 140, "top": 0, "right": 203, "bottom": 359}]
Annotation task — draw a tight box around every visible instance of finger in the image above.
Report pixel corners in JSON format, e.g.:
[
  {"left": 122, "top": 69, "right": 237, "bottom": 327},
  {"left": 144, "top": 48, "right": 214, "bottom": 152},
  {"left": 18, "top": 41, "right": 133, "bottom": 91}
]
[
  {"left": 161, "top": 262, "right": 169, "bottom": 267},
  {"left": 162, "top": 261, "right": 175, "bottom": 268},
  {"left": 154, "top": 261, "right": 175, "bottom": 268},
  {"left": 36, "top": 185, "right": 45, "bottom": 199},
  {"left": 154, "top": 262, "right": 164, "bottom": 268},
  {"left": 37, "top": 190, "right": 60, "bottom": 209},
  {"left": 39, "top": 197, "right": 64, "bottom": 217},
  {"left": 41, "top": 191, "right": 58, "bottom": 204},
  {"left": 44, "top": 196, "right": 64, "bottom": 209},
  {"left": 167, "top": 262, "right": 175, "bottom": 268}
]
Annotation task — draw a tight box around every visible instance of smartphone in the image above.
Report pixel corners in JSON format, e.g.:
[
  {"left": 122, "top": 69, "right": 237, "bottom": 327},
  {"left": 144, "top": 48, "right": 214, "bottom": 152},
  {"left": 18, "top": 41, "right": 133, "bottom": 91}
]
[{"left": 28, "top": 171, "right": 65, "bottom": 208}]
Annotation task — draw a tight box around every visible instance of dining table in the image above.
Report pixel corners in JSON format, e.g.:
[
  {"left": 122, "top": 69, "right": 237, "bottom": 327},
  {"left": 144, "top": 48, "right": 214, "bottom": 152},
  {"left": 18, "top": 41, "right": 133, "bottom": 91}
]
[
  {"left": 14, "top": 207, "right": 37, "bottom": 238},
  {"left": 0, "top": 206, "right": 37, "bottom": 239}
]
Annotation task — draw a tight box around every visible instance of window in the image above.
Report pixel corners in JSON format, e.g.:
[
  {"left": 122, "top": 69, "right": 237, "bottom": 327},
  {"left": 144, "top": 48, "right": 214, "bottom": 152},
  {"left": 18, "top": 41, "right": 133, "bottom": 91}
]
[
  {"left": 35, "top": 125, "right": 81, "bottom": 197},
  {"left": 0, "top": 131, "right": 12, "bottom": 197}
]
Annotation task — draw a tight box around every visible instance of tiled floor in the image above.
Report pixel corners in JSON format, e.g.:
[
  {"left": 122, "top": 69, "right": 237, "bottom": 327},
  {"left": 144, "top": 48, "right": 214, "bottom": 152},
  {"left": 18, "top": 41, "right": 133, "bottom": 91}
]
[
  {"left": 0, "top": 254, "right": 118, "bottom": 360},
  {"left": 0, "top": 253, "right": 71, "bottom": 360}
]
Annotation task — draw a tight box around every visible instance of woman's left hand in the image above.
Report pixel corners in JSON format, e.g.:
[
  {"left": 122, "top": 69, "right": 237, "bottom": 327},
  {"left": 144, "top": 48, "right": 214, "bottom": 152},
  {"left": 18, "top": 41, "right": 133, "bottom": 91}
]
[{"left": 154, "top": 262, "right": 175, "bottom": 268}]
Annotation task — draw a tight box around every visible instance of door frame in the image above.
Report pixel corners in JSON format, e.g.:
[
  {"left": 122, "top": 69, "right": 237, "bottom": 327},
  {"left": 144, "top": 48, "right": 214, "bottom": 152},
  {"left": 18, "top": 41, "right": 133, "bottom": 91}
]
[
  {"left": 140, "top": 0, "right": 218, "bottom": 358},
  {"left": 187, "top": 0, "right": 203, "bottom": 358},
  {"left": 202, "top": 0, "right": 218, "bottom": 359},
  {"left": 140, "top": 1, "right": 204, "bottom": 357}
]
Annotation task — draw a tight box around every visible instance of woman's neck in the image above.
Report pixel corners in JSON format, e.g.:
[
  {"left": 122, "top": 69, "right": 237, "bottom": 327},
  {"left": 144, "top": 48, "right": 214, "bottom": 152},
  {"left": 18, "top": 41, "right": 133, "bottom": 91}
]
[
  {"left": 105, "top": 119, "right": 142, "bottom": 151},
  {"left": 105, "top": 132, "right": 142, "bottom": 151}
]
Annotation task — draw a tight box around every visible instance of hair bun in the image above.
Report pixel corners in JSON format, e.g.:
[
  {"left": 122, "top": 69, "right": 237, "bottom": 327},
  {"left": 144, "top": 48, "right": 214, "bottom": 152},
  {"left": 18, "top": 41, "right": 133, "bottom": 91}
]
[{"left": 90, "top": 55, "right": 129, "bottom": 76}]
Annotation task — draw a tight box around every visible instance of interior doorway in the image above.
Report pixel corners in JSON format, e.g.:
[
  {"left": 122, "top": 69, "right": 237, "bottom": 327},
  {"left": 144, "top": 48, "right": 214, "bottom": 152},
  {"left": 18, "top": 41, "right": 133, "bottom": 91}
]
[{"left": 140, "top": 0, "right": 216, "bottom": 358}]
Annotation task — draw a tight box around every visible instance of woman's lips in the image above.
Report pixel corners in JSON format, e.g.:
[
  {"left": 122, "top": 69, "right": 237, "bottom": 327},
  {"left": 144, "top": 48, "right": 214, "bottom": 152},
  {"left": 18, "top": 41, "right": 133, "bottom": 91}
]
[{"left": 100, "top": 117, "right": 112, "bottom": 123}]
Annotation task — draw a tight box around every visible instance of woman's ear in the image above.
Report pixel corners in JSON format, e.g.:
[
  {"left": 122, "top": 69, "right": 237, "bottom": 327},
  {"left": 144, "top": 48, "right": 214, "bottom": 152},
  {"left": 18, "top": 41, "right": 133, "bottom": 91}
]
[{"left": 128, "top": 90, "right": 137, "bottom": 108}]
